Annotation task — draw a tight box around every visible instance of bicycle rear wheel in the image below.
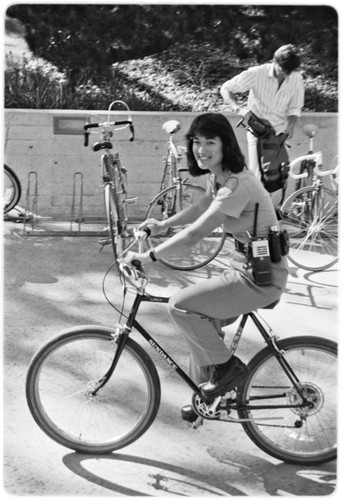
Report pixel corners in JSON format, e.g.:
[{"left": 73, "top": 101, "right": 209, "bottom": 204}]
[
  {"left": 238, "top": 336, "right": 337, "bottom": 465},
  {"left": 281, "top": 185, "right": 338, "bottom": 271},
  {"left": 145, "top": 183, "right": 225, "bottom": 270},
  {"left": 4, "top": 164, "right": 21, "bottom": 214},
  {"left": 26, "top": 326, "right": 161, "bottom": 454}
]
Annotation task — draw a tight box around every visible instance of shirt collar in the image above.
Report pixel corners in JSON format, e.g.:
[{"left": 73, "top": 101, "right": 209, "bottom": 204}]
[
  {"left": 269, "top": 62, "right": 290, "bottom": 82},
  {"left": 268, "top": 63, "right": 275, "bottom": 77}
]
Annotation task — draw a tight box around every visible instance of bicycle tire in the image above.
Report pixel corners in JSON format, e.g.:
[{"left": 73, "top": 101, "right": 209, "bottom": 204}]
[
  {"left": 4, "top": 164, "right": 21, "bottom": 214},
  {"left": 104, "top": 184, "right": 125, "bottom": 267},
  {"left": 281, "top": 185, "right": 338, "bottom": 271},
  {"left": 238, "top": 336, "right": 337, "bottom": 465},
  {"left": 145, "top": 183, "right": 225, "bottom": 270},
  {"left": 26, "top": 326, "right": 161, "bottom": 454}
]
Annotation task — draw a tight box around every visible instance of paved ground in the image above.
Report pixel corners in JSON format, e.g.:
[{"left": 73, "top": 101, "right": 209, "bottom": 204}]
[{"left": 2, "top": 215, "right": 339, "bottom": 497}]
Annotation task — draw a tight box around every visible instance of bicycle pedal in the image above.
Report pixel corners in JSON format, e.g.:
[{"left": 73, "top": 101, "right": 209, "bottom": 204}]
[{"left": 126, "top": 196, "right": 138, "bottom": 205}]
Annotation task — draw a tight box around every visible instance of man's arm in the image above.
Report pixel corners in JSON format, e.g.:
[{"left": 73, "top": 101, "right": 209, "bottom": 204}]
[
  {"left": 285, "top": 115, "right": 298, "bottom": 139},
  {"left": 220, "top": 83, "right": 240, "bottom": 112},
  {"left": 220, "top": 68, "right": 255, "bottom": 114}
]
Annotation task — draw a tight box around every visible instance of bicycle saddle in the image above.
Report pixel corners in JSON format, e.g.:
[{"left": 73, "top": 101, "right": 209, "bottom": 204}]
[
  {"left": 162, "top": 120, "right": 181, "bottom": 135},
  {"left": 303, "top": 124, "right": 318, "bottom": 138},
  {"left": 93, "top": 141, "right": 113, "bottom": 151}
]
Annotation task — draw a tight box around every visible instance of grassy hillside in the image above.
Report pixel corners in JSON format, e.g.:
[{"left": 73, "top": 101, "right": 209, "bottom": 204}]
[
  {"left": 110, "top": 42, "right": 337, "bottom": 112},
  {"left": 5, "top": 20, "right": 337, "bottom": 112}
]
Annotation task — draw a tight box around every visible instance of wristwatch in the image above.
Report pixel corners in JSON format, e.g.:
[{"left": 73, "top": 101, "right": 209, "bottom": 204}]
[{"left": 149, "top": 251, "right": 157, "bottom": 262}]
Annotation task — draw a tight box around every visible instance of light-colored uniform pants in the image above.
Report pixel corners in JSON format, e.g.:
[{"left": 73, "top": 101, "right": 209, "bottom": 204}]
[{"left": 169, "top": 263, "right": 288, "bottom": 384}]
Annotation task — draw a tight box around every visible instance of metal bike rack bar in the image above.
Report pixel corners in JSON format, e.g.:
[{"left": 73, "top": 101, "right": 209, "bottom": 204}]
[
  {"left": 23, "top": 171, "right": 40, "bottom": 234},
  {"left": 22, "top": 171, "right": 107, "bottom": 237}
]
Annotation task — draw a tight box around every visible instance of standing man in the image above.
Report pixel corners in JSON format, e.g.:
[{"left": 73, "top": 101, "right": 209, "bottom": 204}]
[{"left": 220, "top": 44, "right": 305, "bottom": 205}]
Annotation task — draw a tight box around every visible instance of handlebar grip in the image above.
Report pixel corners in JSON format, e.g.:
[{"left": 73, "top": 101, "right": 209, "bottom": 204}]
[
  {"left": 114, "top": 120, "right": 134, "bottom": 141},
  {"left": 84, "top": 122, "right": 100, "bottom": 147},
  {"left": 129, "top": 123, "right": 135, "bottom": 142},
  {"left": 84, "top": 123, "right": 100, "bottom": 130}
]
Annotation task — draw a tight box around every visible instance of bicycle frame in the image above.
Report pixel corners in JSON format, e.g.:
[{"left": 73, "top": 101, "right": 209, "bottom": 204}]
[{"left": 95, "top": 277, "right": 312, "bottom": 413}]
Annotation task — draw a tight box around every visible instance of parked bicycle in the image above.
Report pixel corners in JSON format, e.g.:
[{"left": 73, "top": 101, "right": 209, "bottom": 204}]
[
  {"left": 144, "top": 119, "right": 226, "bottom": 271},
  {"left": 26, "top": 229, "right": 337, "bottom": 464},
  {"left": 4, "top": 164, "right": 21, "bottom": 215},
  {"left": 280, "top": 124, "right": 338, "bottom": 271},
  {"left": 83, "top": 101, "right": 137, "bottom": 271}
]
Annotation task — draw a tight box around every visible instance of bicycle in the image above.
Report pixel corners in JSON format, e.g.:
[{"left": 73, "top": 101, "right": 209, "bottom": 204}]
[
  {"left": 83, "top": 101, "right": 137, "bottom": 270},
  {"left": 26, "top": 230, "right": 337, "bottom": 464},
  {"left": 4, "top": 164, "right": 21, "bottom": 214},
  {"left": 144, "top": 119, "right": 226, "bottom": 270},
  {"left": 280, "top": 124, "right": 338, "bottom": 271}
]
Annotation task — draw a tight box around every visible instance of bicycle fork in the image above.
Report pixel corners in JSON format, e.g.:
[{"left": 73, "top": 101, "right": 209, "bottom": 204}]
[{"left": 88, "top": 293, "right": 144, "bottom": 396}]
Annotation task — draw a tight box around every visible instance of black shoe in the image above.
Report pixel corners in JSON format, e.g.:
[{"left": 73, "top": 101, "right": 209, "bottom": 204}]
[
  {"left": 201, "top": 356, "right": 247, "bottom": 399},
  {"left": 181, "top": 405, "right": 198, "bottom": 423}
]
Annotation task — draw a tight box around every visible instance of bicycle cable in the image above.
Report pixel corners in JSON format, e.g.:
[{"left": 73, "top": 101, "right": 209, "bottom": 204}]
[
  {"left": 101, "top": 236, "right": 144, "bottom": 321},
  {"left": 102, "top": 261, "right": 129, "bottom": 321}
]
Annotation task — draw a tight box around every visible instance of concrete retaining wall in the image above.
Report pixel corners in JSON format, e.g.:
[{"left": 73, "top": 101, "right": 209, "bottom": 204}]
[{"left": 4, "top": 109, "right": 338, "bottom": 222}]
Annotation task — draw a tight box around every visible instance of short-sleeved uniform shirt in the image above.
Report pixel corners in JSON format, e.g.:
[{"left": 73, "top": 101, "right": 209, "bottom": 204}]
[
  {"left": 206, "top": 168, "right": 276, "bottom": 242},
  {"left": 206, "top": 168, "right": 287, "bottom": 282}
]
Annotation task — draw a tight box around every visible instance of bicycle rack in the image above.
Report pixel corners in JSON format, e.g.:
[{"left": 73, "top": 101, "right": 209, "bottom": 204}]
[{"left": 22, "top": 171, "right": 108, "bottom": 237}]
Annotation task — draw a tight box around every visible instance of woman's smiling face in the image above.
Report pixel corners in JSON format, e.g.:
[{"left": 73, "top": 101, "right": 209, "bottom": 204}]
[{"left": 192, "top": 134, "right": 223, "bottom": 173}]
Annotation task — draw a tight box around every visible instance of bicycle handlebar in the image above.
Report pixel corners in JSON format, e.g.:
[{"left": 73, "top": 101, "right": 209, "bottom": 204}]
[
  {"left": 288, "top": 152, "right": 337, "bottom": 179},
  {"left": 236, "top": 117, "right": 245, "bottom": 129},
  {"left": 116, "top": 226, "right": 152, "bottom": 285},
  {"left": 83, "top": 119, "right": 135, "bottom": 147}
]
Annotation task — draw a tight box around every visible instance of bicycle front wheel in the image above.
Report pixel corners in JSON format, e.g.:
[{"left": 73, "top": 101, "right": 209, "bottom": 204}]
[
  {"left": 281, "top": 185, "right": 338, "bottom": 271},
  {"left": 145, "top": 183, "right": 225, "bottom": 270},
  {"left": 4, "top": 164, "right": 21, "bottom": 214},
  {"left": 238, "top": 336, "right": 337, "bottom": 465},
  {"left": 26, "top": 326, "right": 161, "bottom": 454}
]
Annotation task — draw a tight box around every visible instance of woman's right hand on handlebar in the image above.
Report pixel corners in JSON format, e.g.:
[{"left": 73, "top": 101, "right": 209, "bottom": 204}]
[{"left": 139, "top": 218, "right": 165, "bottom": 236}]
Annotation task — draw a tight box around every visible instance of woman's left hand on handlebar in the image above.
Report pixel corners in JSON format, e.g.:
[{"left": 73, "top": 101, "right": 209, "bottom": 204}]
[{"left": 139, "top": 218, "right": 164, "bottom": 236}]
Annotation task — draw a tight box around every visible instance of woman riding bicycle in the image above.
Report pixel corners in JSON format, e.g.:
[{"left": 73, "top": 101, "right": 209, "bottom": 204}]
[{"left": 124, "top": 113, "right": 288, "bottom": 422}]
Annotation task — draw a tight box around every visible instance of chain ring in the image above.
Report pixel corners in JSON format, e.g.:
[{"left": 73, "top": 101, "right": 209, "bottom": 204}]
[{"left": 191, "top": 383, "right": 226, "bottom": 420}]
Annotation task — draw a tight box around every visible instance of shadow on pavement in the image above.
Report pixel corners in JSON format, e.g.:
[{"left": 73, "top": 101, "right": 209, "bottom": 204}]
[{"left": 63, "top": 450, "right": 336, "bottom": 497}]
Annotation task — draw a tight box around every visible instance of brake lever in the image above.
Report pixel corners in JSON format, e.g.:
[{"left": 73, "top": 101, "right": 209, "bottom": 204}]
[
  {"left": 131, "top": 259, "right": 144, "bottom": 272},
  {"left": 119, "top": 258, "right": 146, "bottom": 282}
]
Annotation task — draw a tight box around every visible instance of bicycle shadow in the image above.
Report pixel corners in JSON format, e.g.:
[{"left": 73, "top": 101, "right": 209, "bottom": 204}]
[
  {"left": 62, "top": 449, "right": 336, "bottom": 497},
  {"left": 62, "top": 452, "right": 243, "bottom": 496},
  {"left": 206, "top": 446, "right": 336, "bottom": 496}
]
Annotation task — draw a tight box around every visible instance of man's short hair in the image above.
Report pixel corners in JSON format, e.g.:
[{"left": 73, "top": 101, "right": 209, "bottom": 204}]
[{"left": 274, "top": 44, "right": 301, "bottom": 73}]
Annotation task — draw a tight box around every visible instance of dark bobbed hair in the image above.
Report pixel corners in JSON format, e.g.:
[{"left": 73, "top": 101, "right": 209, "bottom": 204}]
[
  {"left": 185, "top": 113, "right": 246, "bottom": 177},
  {"left": 273, "top": 44, "right": 300, "bottom": 73}
]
